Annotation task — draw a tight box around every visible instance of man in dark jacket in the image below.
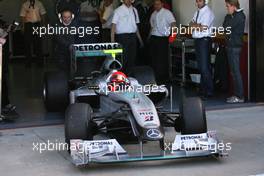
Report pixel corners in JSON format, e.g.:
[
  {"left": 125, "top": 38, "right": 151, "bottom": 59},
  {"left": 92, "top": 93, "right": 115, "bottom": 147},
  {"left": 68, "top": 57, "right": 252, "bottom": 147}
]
[
  {"left": 55, "top": 8, "right": 77, "bottom": 74},
  {"left": 223, "top": 0, "right": 246, "bottom": 103}
]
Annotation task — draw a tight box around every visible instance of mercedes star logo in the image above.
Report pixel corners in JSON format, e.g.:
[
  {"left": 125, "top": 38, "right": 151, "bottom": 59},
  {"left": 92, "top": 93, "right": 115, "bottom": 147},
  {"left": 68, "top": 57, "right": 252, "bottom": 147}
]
[{"left": 146, "top": 129, "right": 161, "bottom": 139}]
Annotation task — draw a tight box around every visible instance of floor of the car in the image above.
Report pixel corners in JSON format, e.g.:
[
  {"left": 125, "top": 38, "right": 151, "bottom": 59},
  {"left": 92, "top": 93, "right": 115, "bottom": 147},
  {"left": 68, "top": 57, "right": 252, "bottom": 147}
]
[{"left": 0, "top": 61, "right": 259, "bottom": 130}]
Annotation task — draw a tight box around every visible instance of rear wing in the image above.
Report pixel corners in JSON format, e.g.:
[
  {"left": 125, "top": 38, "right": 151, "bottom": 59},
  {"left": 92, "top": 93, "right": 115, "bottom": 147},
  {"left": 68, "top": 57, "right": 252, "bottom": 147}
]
[
  {"left": 70, "top": 43, "right": 123, "bottom": 77},
  {"left": 71, "top": 43, "right": 123, "bottom": 59}
]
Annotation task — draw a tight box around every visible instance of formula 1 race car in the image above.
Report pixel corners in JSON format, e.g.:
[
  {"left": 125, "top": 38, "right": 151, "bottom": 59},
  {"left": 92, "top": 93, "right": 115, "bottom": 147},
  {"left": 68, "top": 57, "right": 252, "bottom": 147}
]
[{"left": 43, "top": 43, "right": 224, "bottom": 166}]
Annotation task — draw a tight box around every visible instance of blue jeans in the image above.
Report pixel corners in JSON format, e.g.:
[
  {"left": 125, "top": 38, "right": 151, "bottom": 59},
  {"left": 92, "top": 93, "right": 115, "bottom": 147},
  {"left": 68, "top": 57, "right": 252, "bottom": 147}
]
[
  {"left": 226, "top": 47, "right": 244, "bottom": 98},
  {"left": 195, "top": 37, "right": 214, "bottom": 95}
]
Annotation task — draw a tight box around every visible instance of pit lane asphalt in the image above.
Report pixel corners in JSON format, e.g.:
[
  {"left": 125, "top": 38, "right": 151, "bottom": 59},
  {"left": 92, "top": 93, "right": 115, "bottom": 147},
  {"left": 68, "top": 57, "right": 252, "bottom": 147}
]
[{"left": 0, "top": 106, "right": 264, "bottom": 176}]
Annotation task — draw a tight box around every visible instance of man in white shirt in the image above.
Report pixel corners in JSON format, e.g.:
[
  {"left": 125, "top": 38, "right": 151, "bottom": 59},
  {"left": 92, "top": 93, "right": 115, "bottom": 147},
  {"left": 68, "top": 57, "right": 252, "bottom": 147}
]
[
  {"left": 111, "top": 0, "right": 144, "bottom": 71},
  {"left": 20, "top": 0, "right": 47, "bottom": 67},
  {"left": 190, "top": 0, "right": 215, "bottom": 98},
  {"left": 149, "top": 0, "right": 176, "bottom": 83},
  {"left": 98, "top": 0, "right": 114, "bottom": 42}
]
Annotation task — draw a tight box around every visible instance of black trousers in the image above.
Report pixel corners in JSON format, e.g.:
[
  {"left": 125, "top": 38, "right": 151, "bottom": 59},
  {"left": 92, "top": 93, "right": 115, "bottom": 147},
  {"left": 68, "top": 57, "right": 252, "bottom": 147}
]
[
  {"left": 194, "top": 37, "right": 214, "bottom": 96},
  {"left": 149, "top": 35, "right": 169, "bottom": 83},
  {"left": 2, "top": 42, "right": 10, "bottom": 107},
  {"left": 116, "top": 33, "right": 137, "bottom": 72},
  {"left": 24, "top": 22, "right": 42, "bottom": 63},
  {"left": 56, "top": 48, "right": 71, "bottom": 76},
  {"left": 101, "top": 28, "right": 111, "bottom": 43}
]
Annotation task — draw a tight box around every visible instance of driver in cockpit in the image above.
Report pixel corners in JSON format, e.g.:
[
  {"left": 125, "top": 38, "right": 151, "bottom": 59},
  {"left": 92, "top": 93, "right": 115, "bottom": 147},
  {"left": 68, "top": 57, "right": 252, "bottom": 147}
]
[{"left": 108, "top": 71, "right": 130, "bottom": 92}]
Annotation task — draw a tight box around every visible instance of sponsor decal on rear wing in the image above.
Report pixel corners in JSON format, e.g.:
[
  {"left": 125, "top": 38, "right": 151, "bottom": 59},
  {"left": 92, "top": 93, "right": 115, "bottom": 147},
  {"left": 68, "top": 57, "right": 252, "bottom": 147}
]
[{"left": 71, "top": 43, "right": 123, "bottom": 58}]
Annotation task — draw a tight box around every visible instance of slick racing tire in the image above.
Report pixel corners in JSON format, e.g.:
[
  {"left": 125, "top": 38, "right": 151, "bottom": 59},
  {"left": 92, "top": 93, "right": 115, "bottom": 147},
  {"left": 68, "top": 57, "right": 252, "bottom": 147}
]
[
  {"left": 43, "top": 71, "right": 69, "bottom": 112},
  {"left": 180, "top": 97, "right": 207, "bottom": 134},
  {"left": 174, "top": 88, "right": 187, "bottom": 132},
  {"left": 129, "top": 66, "right": 157, "bottom": 85},
  {"left": 65, "top": 103, "right": 96, "bottom": 147}
]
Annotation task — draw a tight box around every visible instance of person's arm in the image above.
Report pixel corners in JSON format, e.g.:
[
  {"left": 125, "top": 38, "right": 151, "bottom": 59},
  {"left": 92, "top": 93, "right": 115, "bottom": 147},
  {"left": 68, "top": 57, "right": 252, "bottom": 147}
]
[
  {"left": 189, "top": 11, "right": 197, "bottom": 27},
  {"left": 41, "top": 15, "right": 47, "bottom": 26},
  {"left": 166, "top": 11, "right": 176, "bottom": 35},
  {"left": 39, "top": 2, "right": 47, "bottom": 25},
  {"left": 136, "top": 29, "right": 144, "bottom": 48},
  {"left": 195, "top": 11, "right": 214, "bottom": 32},
  {"left": 98, "top": 8, "right": 106, "bottom": 24},
  {"left": 20, "top": 4, "right": 26, "bottom": 33},
  {"left": 0, "top": 37, "right": 6, "bottom": 45},
  {"left": 134, "top": 8, "right": 144, "bottom": 47},
  {"left": 148, "top": 12, "right": 154, "bottom": 40},
  {"left": 111, "top": 10, "right": 119, "bottom": 42},
  {"left": 171, "top": 22, "right": 177, "bottom": 36},
  {"left": 0, "top": 28, "right": 8, "bottom": 39},
  {"left": 190, "top": 23, "right": 208, "bottom": 31},
  {"left": 230, "top": 13, "right": 246, "bottom": 32},
  {"left": 111, "top": 23, "right": 116, "bottom": 42}
]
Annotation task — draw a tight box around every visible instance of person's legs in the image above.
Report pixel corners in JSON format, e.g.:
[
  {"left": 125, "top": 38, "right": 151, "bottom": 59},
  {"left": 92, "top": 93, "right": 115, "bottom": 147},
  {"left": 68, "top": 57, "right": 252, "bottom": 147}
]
[
  {"left": 1, "top": 42, "right": 17, "bottom": 115},
  {"left": 158, "top": 37, "right": 169, "bottom": 82},
  {"left": 227, "top": 47, "right": 244, "bottom": 98},
  {"left": 116, "top": 34, "right": 128, "bottom": 70},
  {"left": 56, "top": 49, "right": 71, "bottom": 76},
  {"left": 24, "top": 23, "right": 33, "bottom": 66},
  {"left": 126, "top": 34, "right": 137, "bottom": 69},
  {"left": 195, "top": 38, "right": 214, "bottom": 96},
  {"left": 101, "top": 29, "right": 111, "bottom": 43},
  {"left": 33, "top": 23, "right": 43, "bottom": 65},
  {"left": 149, "top": 36, "right": 159, "bottom": 78},
  {"left": 2, "top": 44, "right": 10, "bottom": 107},
  {"left": 150, "top": 36, "right": 169, "bottom": 83},
  {"left": 116, "top": 34, "right": 137, "bottom": 72}
]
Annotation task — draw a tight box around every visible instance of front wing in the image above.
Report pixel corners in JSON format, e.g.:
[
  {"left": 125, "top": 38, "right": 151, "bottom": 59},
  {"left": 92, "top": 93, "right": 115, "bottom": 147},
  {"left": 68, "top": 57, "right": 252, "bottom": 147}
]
[{"left": 70, "top": 131, "right": 225, "bottom": 166}]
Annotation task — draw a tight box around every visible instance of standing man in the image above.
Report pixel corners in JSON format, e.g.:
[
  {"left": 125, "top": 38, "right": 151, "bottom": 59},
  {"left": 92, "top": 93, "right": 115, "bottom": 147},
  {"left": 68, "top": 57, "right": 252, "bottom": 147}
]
[
  {"left": 20, "top": 0, "right": 47, "bottom": 67},
  {"left": 190, "top": 0, "right": 215, "bottom": 98},
  {"left": 55, "top": 9, "right": 77, "bottom": 75},
  {"left": 223, "top": 0, "right": 245, "bottom": 103},
  {"left": 0, "top": 25, "right": 18, "bottom": 120},
  {"left": 149, "top": 0, "right": 176, "bottom": 83},
  {"left": 111, "top": 0, "right": 144, "bottom": 71},
  {"left": 98, "top": 0, "right": 114, "bottom": 42}
]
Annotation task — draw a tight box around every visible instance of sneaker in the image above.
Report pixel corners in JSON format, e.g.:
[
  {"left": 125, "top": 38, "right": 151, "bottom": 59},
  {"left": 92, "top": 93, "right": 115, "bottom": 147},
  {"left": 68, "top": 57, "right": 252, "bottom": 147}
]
[
  {"left": 2, "top": 104, "right": 16, "bottom": 113},
  {"left": 226, "top": 96, "right": 245, "bottom": 104},
  {"left": 0, "top": 112, "right": 19, "bottom": 121}
]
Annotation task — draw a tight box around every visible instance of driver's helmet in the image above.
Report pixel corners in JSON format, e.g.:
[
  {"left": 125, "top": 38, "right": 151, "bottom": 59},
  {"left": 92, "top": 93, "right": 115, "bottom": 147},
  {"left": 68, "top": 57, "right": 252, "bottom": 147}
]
[{"left": 108, "top": 71, "right": 130, "bottom": 91}]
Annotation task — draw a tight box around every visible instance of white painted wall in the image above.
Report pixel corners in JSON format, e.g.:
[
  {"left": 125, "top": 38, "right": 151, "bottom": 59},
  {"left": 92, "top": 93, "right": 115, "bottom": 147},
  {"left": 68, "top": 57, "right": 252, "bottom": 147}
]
[{"left": 172, "top": 0, "right": 249, "bottom": 33}]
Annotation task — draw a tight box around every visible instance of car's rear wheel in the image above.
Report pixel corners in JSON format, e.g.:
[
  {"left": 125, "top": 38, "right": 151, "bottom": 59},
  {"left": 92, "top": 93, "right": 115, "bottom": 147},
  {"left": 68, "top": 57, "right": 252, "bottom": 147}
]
[
  {"left": 43, "top": 71, "right": 69, "bottom": 112},
  {"left": 129, "top": 66, "right": 157, "bottom": 85},
  {"left": 180, "top": 97, "right": 207, "bottom": 134},
  {"left": 65, "top": 103, "right": 96, "bottom": 147}
]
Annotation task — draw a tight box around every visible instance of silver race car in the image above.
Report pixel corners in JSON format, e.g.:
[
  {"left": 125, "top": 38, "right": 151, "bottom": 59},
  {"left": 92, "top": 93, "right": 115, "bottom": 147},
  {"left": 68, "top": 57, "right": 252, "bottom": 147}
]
[{"left": 43, "top": 43, "right": 224, "bottom": 166}]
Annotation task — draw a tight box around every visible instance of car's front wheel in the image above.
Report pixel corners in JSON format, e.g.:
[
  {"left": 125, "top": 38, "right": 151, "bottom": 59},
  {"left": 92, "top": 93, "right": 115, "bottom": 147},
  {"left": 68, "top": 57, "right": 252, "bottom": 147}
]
[
  {"left": 179, "top": 97, "right": 207, "bottom": 134},
  {"left": 65, "top": 103, "right": 96, "bottom": 147}
]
